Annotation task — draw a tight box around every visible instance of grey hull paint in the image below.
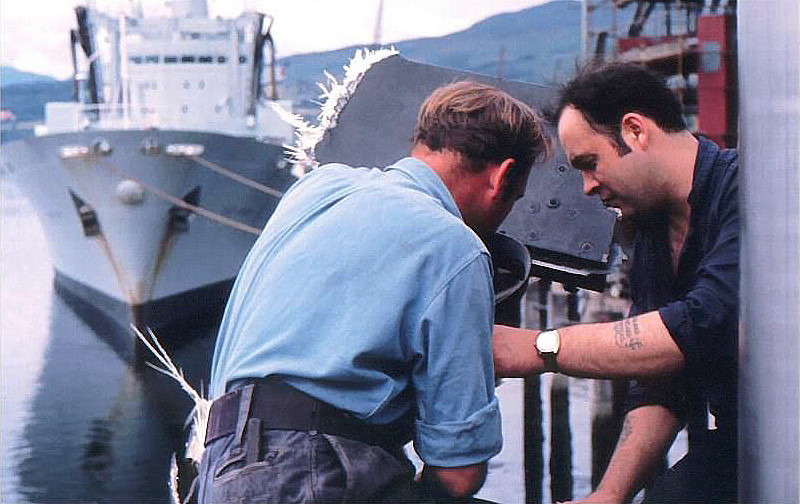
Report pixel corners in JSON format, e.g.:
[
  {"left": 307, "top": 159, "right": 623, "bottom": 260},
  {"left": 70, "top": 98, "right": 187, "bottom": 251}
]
[{"left": 4, "top": 129, "right": 296, "bottom": 332}]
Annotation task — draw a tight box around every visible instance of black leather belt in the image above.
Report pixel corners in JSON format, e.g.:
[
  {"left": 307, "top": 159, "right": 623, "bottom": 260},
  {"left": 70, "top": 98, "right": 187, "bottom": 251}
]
[{"left": 205, "top": 378, "right": 412, "bottom": 452}]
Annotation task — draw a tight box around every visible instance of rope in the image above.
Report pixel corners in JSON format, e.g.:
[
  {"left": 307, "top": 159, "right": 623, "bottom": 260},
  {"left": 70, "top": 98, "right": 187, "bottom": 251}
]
[
  {"left": 98, "top": 159, "right": 263, "bottom": 236},
  {"left": 190, "top": 156, "right": 285, "bottom": 198}
]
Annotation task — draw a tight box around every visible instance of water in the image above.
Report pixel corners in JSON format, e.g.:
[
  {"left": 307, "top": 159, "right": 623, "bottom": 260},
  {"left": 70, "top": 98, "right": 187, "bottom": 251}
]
[
  {"left": 1, "top": 183, "right": 524, "bottom": 503},
  {"left": 2, "top": 184, "right": 215, "bottom": 502},
  {"left": 0, "top": 182, "right": 519, "bottom": 502},
  {"left": 1, "top": 182, "right": 684, "bottom": 503}
]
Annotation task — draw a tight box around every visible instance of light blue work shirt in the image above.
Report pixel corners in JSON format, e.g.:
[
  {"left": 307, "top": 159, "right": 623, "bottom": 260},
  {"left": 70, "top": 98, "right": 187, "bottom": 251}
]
[{"left": 209, "top": 157, "right": 502, "bottom": 467}]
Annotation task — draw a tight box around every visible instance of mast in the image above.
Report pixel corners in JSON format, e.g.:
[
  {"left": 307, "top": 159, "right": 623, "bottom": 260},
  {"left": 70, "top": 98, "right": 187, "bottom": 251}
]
[
  {"left": 75, "top": 6, "right": 101, "bottom": 105},
  {"left": 372, "top": 0, "right": 384, "bottom": 48}
]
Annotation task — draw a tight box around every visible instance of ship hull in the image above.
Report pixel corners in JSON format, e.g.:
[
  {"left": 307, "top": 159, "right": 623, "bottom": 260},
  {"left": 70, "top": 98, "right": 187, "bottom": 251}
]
[{"left": 4, "top": 130, "right": 296, "bottom": 334}]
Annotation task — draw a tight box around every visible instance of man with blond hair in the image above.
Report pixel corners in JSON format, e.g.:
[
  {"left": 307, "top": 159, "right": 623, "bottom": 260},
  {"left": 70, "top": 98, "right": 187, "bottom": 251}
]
[{"left": 198, "top": 81, "right": 550, "bottom": 503}]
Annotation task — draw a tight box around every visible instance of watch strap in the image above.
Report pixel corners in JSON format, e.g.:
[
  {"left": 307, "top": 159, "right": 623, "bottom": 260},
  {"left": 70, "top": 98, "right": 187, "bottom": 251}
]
[
  {"left": 536, "top": 329, "right": 560, "bottom": 373},
  {"left": 540, "top": 351, "right": 558, "bottom": 373}
]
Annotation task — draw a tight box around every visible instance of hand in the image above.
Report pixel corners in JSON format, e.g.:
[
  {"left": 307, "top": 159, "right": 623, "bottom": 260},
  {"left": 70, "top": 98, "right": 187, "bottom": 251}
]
[
  {"left": 558, "top": 490, "right": 623, "bottom": 504},
  {"left": 492, "top": 325, "right": 544, "bottom": 377}
]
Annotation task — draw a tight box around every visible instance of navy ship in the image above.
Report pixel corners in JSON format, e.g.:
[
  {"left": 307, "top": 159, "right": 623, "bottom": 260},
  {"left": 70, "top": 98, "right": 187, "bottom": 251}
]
[{"left": 3, "top": 0, "right": 298, "bottom": 335}]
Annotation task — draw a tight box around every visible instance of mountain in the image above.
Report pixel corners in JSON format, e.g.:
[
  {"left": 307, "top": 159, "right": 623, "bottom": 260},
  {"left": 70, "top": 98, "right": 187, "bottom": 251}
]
[
  {"left": 2, "top": 0, "right": 600, "bottom": 126},
  {"left": 1, "top": 67, "right": 60, "bottom": 86},
  {"left": 279, "top": 0, "right": 587, "bottom": 103},
  {"left": 1, "top": 79, "right": 72, "bottom": 123}
]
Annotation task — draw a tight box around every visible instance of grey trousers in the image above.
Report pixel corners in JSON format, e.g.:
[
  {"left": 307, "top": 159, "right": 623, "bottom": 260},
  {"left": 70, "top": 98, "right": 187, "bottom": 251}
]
[
  {"left": 196, "top": 383, "right": 413, "bottom": 503},
  {"left": 196, "top": 383, "right": 497, "bottom": 504},
  {"left": 199, "top": 427, "right": 421, "bottom": 503}
]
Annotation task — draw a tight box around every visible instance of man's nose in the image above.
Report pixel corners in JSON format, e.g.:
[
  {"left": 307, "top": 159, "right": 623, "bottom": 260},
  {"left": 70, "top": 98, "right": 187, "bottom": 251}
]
[{"left": 582, "top": 172, "right": 599, "bottom": 195}]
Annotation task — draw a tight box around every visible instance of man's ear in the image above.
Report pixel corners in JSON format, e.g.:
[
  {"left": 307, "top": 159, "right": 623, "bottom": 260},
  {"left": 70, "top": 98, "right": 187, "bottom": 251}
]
[
  {"left": 620, "top": 112, "right": 650, "bottom": 150},
  {"left": 489, "top": 158, "right": 516, "bottom": 200}
]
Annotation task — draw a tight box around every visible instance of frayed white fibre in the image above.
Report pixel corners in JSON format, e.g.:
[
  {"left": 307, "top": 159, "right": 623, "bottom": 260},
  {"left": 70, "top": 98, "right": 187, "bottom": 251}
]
[
  {"left": 273, "top": 47, "right": 399, "bottom": 176},
  {"left": 133, "top": 326, "right": 211, "bottom": 469},
  {"left": 168, "top": 454, "right": 181, "bottom": 504}
]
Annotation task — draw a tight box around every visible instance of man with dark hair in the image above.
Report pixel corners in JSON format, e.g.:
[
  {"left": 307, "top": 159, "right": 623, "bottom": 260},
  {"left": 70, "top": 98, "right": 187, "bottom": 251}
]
[
  {"left": 494, "top": 62, "right": 739, "bottom": 503},
  {"left": 198, "top": 81, "right": 550, "bottom": 503}
]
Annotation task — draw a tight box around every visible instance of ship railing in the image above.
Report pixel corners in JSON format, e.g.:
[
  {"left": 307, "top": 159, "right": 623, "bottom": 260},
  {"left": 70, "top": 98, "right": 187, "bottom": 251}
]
[{"left": 40, "top": 101, "right": 294, "bottom": 141}]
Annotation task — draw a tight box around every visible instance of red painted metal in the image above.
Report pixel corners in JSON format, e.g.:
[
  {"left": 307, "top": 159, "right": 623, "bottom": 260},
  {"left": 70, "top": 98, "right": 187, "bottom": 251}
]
[{"left": 697, "top": 14, "right": 738, "bottom": 147}]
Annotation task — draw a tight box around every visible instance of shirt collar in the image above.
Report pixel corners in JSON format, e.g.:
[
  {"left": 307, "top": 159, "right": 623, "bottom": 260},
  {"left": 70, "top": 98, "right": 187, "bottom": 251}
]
[
  {"left": 687, "top": 135, "right": 720, "bottom": 208},
  {"left": 387, "top": 157, "right": 463, "bottom": 219}
]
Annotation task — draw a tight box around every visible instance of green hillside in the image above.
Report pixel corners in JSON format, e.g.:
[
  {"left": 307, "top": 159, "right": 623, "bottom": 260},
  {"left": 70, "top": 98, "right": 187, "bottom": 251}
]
[{"left": 1, "top": 67, "right": 59, "bottom": 86}]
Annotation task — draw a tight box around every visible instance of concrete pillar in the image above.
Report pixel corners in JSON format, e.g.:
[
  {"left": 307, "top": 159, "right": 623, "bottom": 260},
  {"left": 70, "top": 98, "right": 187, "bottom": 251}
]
[{"left": 738, "top": 1, "right": 800, "bottom": 501}]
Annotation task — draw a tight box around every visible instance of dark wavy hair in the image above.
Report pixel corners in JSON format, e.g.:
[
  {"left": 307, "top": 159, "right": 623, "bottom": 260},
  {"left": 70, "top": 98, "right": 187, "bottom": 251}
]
[{"left": 556, "top": 62, "right": 687, "bottom": 155}]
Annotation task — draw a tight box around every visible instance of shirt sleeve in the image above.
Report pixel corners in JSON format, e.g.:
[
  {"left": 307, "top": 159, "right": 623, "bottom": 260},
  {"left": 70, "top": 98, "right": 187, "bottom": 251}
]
[
  {"left": 624, "top": 376, "right": 689, "bottom": 423},
  {"left": 658, "top": 172, "right": 739, "bottom": 382},
  {"left": 626, "top": 164, "right": 739, "bottom": 418},
  {"left": 411, "top": 253, "right": 503, "bottom": 467}
]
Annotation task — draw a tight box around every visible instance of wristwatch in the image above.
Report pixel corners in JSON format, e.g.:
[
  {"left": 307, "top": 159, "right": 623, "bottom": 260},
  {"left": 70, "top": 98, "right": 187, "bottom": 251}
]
[{"left": 535, "top": 329, "right": 561, "bottom": 372}]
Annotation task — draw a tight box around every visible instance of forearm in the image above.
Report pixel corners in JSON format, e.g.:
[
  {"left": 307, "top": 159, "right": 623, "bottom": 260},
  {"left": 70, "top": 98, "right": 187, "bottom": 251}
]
[
  {"left": 591, "top": 405, "right": 681, "bottom": 503},
  {"left": 558, "top": 311, "right": 684, "bottom": 378},
  {"left": 494, "top": 311, "right": 684, "bottom": 379}
]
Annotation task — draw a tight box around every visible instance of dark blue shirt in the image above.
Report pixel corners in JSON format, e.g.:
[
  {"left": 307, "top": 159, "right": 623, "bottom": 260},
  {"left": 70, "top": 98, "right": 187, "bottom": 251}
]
[{"left": 626, "top": 136, "right": 739, "bottom": 446}]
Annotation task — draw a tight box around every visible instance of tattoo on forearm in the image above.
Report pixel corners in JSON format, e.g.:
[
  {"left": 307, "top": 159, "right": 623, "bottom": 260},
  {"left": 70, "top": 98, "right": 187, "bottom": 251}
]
[{"left": 613, "top": 317, "right": 643, "bottom": 350}]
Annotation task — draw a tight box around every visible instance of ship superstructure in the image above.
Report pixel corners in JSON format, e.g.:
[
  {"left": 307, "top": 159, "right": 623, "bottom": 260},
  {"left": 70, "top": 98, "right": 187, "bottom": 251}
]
[{"left": 3, "top": 0, "right": 298, "bottom": 337}]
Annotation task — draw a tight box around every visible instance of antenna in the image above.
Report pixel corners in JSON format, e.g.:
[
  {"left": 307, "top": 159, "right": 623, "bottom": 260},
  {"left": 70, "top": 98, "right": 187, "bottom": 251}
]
[{"left": 372, "top": 0, "right": 384, "bottom": 48}]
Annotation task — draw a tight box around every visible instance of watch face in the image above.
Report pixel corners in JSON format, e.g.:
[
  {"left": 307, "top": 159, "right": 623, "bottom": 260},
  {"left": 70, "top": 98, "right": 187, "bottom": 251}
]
[{"left": 537, "top": 330, "right": 560, "bottom": 354}]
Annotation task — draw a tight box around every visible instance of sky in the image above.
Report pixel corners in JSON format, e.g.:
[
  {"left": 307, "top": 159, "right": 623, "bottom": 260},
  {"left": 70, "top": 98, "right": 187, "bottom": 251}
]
[{"left": 1, "top": 0, "right": 551, "bottom": 79}]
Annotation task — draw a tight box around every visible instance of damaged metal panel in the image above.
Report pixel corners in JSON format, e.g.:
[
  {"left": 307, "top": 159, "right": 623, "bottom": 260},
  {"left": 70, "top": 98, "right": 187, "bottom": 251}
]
[{"left": 314, "top": 54, "right": 618, "bottom": 289}]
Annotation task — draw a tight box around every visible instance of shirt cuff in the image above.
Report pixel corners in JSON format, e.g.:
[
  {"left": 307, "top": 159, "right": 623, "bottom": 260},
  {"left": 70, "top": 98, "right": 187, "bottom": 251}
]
[
  {"left": 623, "top": 377, "right": 688, "bottom": 423},
  {"left": 414, "top": 397, "right": 502, "bottom": 467},
  {"left": 659, "top": 302, "right": 701, "bottom": 376}
]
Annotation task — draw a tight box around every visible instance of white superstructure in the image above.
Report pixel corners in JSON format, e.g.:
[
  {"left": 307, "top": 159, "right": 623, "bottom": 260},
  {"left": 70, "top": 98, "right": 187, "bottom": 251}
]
[
  {"left": 42, "top": 0, "right": 292, "bottom": 139},
  {"left": 3, "top": 0, "right": 298, "bottom": 335}
]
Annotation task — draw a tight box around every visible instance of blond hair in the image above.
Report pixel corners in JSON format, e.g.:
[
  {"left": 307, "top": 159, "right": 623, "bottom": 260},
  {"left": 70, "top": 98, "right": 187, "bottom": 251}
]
[{"left": 413, "top": 81, "right": 551, "bottom": 185}]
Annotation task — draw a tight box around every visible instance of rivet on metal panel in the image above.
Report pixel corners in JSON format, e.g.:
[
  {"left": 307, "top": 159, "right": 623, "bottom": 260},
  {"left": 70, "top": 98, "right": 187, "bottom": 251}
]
[
  {"left": 547, "top": 198, "right": 560, "bottom": 209},
  {"left": 557, "top": 164, "right": 568, "bottom": 174},
  {"left": 580, "top": 241, "right": 593, "bottom": 252}
]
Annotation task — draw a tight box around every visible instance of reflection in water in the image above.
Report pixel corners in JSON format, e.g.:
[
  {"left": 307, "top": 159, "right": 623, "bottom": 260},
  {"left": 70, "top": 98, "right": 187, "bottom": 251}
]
[
  {"left": 2, "top": 181, "right": 221, "bottom": 502},
  {"left": 12, "top": 292, "right": 215, "bottom": 502}
]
